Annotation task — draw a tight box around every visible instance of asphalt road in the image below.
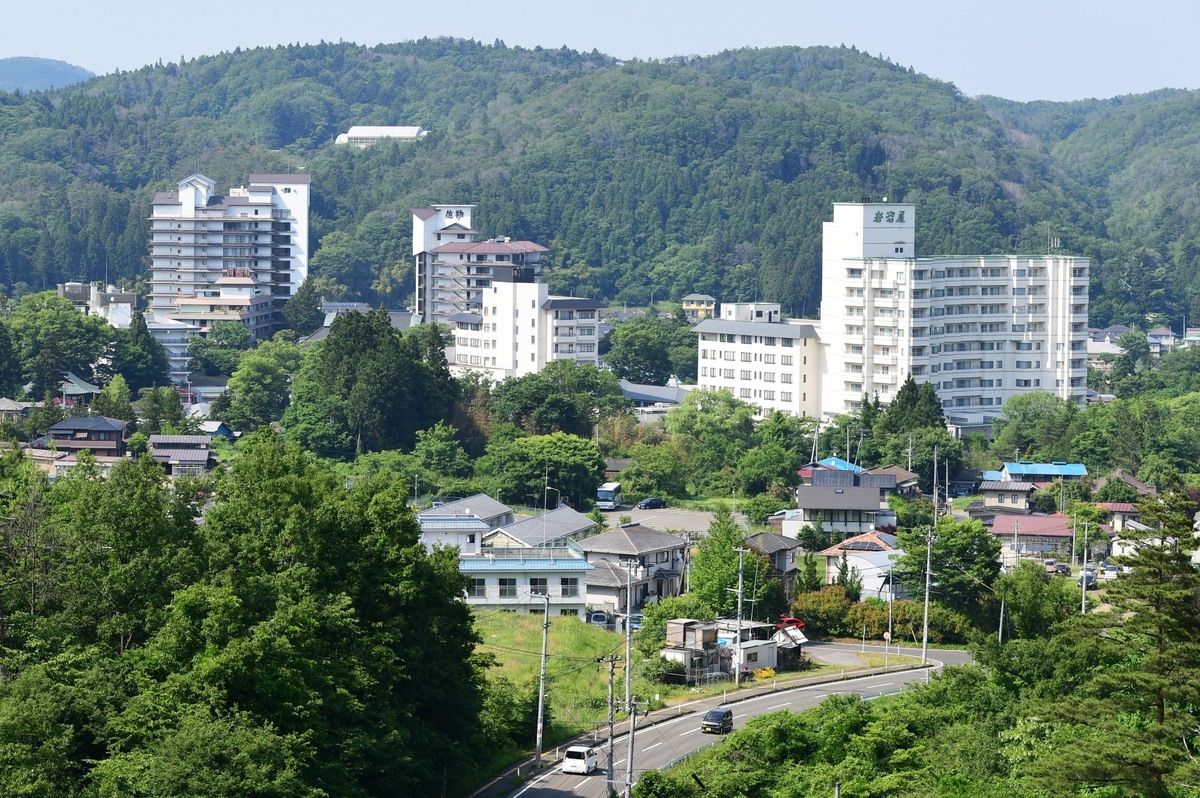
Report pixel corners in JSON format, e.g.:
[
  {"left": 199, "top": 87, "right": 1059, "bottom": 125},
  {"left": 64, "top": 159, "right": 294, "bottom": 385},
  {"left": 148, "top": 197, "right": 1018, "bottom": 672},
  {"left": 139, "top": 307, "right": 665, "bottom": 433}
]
[{"left": 513, "top": 643, "right": 971, "bottom": 797}]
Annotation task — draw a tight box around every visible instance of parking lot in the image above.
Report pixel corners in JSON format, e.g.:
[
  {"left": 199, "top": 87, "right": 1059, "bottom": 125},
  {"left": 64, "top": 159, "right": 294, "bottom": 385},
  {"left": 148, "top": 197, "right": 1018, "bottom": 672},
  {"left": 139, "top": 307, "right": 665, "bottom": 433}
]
[{"left": 599, "top": 504, "right": 746, "bottom": 534}]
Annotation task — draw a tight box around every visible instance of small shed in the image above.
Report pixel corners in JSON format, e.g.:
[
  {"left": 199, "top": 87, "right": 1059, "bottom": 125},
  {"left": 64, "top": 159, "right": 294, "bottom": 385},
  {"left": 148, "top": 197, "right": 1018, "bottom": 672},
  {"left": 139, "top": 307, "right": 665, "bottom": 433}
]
[{"left": 730, "top": 638, "right": 777, "bottom": 675}]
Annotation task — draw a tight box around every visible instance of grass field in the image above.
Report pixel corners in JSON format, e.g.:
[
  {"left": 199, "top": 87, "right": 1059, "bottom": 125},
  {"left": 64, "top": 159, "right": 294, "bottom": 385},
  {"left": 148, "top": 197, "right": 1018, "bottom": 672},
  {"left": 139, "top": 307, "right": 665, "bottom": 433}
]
[{"left": 473, "top": 611, "right": 906, "bottom": 744}]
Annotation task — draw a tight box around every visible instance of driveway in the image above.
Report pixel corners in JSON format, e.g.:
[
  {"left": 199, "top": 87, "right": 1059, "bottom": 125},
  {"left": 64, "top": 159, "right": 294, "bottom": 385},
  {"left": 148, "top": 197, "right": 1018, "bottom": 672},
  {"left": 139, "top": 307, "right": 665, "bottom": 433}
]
[{"left": 603, "top": 505, "right": 746, "bottom": 534}]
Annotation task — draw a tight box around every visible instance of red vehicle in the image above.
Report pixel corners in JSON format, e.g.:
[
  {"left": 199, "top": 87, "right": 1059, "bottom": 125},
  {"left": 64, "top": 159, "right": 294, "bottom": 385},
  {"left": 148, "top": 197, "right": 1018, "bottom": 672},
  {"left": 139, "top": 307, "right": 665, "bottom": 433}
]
[{"left": 776, "top": 616, "right": 805, "bottom": 630}]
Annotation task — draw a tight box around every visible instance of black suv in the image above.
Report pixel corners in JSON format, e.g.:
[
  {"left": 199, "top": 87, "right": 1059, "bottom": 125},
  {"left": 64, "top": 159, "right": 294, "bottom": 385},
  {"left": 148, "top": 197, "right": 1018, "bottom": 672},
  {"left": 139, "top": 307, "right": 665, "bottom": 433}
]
[{"left": 701, "top": 707, "right": 733, "bottom": 734}]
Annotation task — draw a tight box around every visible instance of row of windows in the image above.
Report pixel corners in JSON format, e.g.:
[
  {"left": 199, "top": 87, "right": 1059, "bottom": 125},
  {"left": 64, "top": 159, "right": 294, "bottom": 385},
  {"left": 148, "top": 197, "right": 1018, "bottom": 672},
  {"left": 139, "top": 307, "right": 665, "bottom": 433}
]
[
  {"left": 700, "top": 367, "right": 798, "bottom": 383},
  {"left": 700, "top": 350, "right": 799, "bottom": 366},
  {"left": 701, "top": 332, "right": 800, "bottom": 347},
  {"left": 698, "top": 387, "right": 802, "bottom": 405},
  {"left": 467, "top": 577, "right": 581, "bottom": 598}
]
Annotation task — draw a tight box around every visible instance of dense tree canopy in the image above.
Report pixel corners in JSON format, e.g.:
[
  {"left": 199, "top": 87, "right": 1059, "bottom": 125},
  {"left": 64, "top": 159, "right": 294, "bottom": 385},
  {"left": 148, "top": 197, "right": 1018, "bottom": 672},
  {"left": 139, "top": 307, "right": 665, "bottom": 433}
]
[{"left": 1, "top": 39, "right": 1199, "bottom": 327}]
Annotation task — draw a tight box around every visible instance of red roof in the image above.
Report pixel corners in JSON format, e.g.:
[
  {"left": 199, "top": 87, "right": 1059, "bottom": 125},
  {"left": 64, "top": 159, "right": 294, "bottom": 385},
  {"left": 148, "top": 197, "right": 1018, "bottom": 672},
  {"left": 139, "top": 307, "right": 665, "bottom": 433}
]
[
  {"left": 991, "top": 515, "right": 1072, "bottom": 538},
  {"left": 1095, "top": 502, "right": 1138, "bottom": 514},
  {"left": 818, "top": 531, "right": 899, "bottom": 557},
  {"left": 411, "top": 208, "right": 438, "bottom": 220}
]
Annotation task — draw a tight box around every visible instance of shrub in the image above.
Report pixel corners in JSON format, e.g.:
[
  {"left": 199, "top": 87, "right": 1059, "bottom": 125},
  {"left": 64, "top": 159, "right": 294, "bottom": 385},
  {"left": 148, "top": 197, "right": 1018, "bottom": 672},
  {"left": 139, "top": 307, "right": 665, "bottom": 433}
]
[
  {"left": 640, "top": 655, "right": 686, "bottom": 685},
  {"left": 742, "top": 495, "right": 788, "bottom": 526}
]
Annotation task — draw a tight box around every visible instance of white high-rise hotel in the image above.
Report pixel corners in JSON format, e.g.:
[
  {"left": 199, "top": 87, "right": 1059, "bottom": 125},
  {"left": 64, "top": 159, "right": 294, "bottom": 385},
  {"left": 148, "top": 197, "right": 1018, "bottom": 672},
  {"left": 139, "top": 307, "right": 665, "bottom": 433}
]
[
  {"left": 821, "top": 201, "right": 1088, "bottom": 417},
  {"left": 695, "top": 201, "right": 1090, "bottom": 422},
  {"left": 149, "top": 174, "right": 310, "bottom": 339},
  {"left": 413, "top": 205, "right": 602, "bottom": 381}
]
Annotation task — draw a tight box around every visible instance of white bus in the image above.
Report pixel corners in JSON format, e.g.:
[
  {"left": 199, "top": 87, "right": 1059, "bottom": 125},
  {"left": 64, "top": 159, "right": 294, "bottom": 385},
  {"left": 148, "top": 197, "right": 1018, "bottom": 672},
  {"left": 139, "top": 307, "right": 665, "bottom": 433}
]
[{"left": 596, "top": 482, "right": 622, "bottom": 511}]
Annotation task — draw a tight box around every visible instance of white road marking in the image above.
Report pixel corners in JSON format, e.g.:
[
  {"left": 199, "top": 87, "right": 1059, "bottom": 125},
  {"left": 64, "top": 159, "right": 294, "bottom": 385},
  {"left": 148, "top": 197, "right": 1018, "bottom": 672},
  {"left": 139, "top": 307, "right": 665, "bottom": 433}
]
[
  {"left": 613, "top": 758, "right": 625, "bottom": 766},
  {"left": 680, "top": 728, "right": 700, "bottom": 736},
  {"left": 766, "top": 702, "right": 791, "bottom": 710},
  {"left": 734, "top": 714, "right": 747, "bottom": 719},
  {"left": 642, "top": 742, "right": 662, "bottom": 752}
]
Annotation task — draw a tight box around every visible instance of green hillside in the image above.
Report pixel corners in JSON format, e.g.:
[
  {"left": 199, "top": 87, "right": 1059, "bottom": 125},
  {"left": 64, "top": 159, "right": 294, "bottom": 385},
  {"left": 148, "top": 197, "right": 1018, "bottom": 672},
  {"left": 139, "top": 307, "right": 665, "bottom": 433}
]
[{"left": 0, "top": 39, "right": 1197, "bottom": 325}]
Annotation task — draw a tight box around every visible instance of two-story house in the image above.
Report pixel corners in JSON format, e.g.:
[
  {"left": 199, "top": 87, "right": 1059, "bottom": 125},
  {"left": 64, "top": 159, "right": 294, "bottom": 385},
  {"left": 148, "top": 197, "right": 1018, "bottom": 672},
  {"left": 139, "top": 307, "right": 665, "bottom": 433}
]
[
  {"left": 459, "top": 548, "right": 593, "bottom": 617},
  {"left": 979, "top": 480, "right": 1038, "bottom": 512},
  {"left": 748, "top": 532, "right": 805, "bottom": 601},
  {"left": 40, "top": 417, "right": 129, "bottom": 458},
  {"left": 580, "top": 523, "right": 688, "bottom": 614},
  {"left": 147, "top": 434, "right": 216, "bottom": 476}
]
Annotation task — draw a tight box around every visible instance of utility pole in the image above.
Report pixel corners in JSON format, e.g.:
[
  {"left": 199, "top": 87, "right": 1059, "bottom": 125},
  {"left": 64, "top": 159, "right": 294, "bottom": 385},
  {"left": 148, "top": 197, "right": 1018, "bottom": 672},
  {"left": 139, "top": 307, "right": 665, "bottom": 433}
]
[
  {"left": 624, "top": 563, "right": 634, "bottom": 713},
  {"left": 998, "top": 590, "right": 1005, "bottom": 646},
  {"left": 1081, "top": 522, "right": 1090, "bottom": 615},
  {"left": 1071, "top": 514, "right": 1078, "bottom": 568},
  {"left": 600, "top": 655, "right": 618, "bottom": 794},
  {"left": 921, "top": 526, "right": 932, "bottom": 666},
  {"left": 907, "top": 433, "right": 913, "bottom": 472},
  {"left": 730, "top": 548, "right": 750, "bottom": 688},
  {"left": 624, "top": 696, "right": 647, "bottom": 798},
  {"left": 932, "top": 445, "right": 938, "bottom": 522},
  {"left": 534, "top": 595, "right": 551, "bottom": 768}
]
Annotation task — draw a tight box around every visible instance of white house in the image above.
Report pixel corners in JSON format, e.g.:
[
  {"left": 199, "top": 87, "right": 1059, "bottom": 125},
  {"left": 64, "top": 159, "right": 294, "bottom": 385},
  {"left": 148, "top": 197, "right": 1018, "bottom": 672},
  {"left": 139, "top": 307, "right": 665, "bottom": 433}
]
[
  {"left": 484, "top": 505, "right": 597, "bottom": 548},
  {"left": 580, "top": 524, "right": 688, "bottom": 614},
  {"left": 460, "top": 549, "right": 593, "bottom": 617}
]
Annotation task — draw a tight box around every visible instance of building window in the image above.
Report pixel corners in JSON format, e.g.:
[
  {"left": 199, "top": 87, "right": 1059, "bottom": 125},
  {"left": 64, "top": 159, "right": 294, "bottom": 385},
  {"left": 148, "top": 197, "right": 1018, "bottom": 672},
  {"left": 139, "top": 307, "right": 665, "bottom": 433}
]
[
  {"left": 530, "top": 578, "right": 548, "bottom": 595},
  {"left": 1011, "top": 494, "right": 1020, "bottom": 503},
  {"left": 560, "top": 608, "right": 578, "bottom": 616},
  {"left": 468, "top": 578, "right": 486, "bottom": 598},
  {"left": 997, "top": 494, "right": 1005, "bottom": 503},
  {"left": 499, "top": 578, "right": 517, "bottom": 598},
  {"left": 561, "top": 578, "right": 579, "bottom": 597}
]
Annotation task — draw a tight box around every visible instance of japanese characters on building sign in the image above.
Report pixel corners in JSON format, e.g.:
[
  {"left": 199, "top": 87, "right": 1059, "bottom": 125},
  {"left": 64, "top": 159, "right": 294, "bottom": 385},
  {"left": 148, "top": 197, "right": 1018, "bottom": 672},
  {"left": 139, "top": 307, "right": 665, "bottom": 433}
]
[{"left": 872, "top": 210, "right": 905, "bottom": 223}]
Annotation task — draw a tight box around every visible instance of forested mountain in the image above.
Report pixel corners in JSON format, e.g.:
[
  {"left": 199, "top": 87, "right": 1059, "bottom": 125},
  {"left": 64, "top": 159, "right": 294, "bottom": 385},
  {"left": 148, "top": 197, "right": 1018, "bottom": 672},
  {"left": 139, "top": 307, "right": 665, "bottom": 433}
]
[
  {"left": 0, "top": 57, "right": 94, "bottom": 93},
  {"left": 0, "top": 39, "right": 1198, "bottom": 326}
]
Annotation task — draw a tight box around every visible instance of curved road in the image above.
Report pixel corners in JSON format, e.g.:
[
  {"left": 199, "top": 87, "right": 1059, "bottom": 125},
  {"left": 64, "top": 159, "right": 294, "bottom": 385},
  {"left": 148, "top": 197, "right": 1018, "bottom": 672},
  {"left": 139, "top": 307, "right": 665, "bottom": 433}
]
[{"left": 514, "top": 643, "right": 972, "bottom": 798}]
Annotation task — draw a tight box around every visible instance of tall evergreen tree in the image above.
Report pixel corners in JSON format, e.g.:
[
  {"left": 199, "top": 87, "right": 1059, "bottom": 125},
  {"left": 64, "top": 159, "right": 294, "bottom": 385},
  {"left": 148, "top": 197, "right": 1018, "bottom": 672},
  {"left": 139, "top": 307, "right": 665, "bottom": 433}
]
[
  {"left": 0, "top": 321, "right": 23, "bottom": 397},
  {"left": 112, "top": 311, "right": 170, "bottom": 394},
  {"left": 282, "top": 277, "right": 324, "bottom": 335}
]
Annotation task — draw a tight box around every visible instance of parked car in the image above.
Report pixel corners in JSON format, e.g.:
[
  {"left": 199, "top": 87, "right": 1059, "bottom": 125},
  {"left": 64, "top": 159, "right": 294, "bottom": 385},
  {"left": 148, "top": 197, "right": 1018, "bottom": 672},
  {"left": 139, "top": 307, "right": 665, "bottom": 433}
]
[
  {"left": 777, "top": 616, "right": 805, "bottom": 630},
  {"left": 626, "top": 613, "right": 644, "bottom": 631},
  {"left": 561, "top": 746, "right": 597, "bottom": 775},
  {"left": 701, "top": 708, "right": 733, "bottom": 734},
  {"left": 587, "top": 611, "right": 610, "bottom": 628},
  {"left": 1053, "top": 564, "right": 1071, "bottom": 576},
  {"left": 1079, "top": 572, "right": 1098, "bottom": 590},
  {"left": 1042, "top": 559, "right": 1057, "bottom": 573},
  {"left": 1102, "top": 564, "right": 1120, "bottom": 580},
  {"left": 636, "top": 497, "right": 667, "bottom": 510}
]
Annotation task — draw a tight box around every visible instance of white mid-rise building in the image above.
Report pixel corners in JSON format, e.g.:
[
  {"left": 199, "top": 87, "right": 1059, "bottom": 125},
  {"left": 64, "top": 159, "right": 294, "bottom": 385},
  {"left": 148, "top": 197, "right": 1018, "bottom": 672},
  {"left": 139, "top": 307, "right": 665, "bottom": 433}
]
[
  {"left": 819, "top": 202, "right": 1089, "bottom": 419},
  {"left": 692, "top": 202, "right": 1091, "bottom": 423},
  {"left": 413, "top": 206, "right": 601, "bottom": 380},
  {"left": 694, "top": 302, "right": 821, "bottom": 417},
  {"left": 149, "top": 173, "right": 310, "bottom": 340}
]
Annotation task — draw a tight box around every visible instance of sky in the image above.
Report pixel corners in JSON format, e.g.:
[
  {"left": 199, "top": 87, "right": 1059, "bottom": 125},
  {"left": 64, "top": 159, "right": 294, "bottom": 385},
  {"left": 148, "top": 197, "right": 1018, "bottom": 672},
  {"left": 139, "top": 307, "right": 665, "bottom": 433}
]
[{"left": 3, "top": 0, "right": 1197, "bottom": 102}]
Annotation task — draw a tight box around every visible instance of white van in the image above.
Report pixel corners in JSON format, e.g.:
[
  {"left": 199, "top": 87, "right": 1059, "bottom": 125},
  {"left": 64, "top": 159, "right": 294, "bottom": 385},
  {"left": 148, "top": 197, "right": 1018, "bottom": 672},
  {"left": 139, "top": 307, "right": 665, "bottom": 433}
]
[{"left": 561, "top": 745, "right": 597, "bottom": 775}]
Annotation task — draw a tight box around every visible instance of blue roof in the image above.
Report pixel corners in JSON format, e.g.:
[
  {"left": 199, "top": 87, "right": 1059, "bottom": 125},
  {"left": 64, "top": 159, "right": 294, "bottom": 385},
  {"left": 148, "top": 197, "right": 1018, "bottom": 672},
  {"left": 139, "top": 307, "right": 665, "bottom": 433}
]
[
  {"left": 982, "top": 470, "right": 1004, "bottom": 482},
  {"left": 818, "top": 456, "right": 863, "bottom": 473},
  {"left": 420, "top": 518, "right": 491, "bottom": 532},
  {"left": 1003, "top": 462, "right": 1088, "bottom": 478},
  {"left": 459, "top": 558, "right": 595, "bottom": 573}
]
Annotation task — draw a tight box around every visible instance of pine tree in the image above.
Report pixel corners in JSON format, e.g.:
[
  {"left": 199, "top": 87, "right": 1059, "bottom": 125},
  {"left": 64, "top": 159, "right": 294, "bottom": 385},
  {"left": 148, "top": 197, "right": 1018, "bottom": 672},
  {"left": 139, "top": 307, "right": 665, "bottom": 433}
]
[
  {"left": 113, "top": 311, "right": 170, "bottom": 394},
  {"left": 282, "top": 278, "right": 324, "bottom": 335},
  {"left": 0, "top": 321, "right": 23, "bottom": 397}
]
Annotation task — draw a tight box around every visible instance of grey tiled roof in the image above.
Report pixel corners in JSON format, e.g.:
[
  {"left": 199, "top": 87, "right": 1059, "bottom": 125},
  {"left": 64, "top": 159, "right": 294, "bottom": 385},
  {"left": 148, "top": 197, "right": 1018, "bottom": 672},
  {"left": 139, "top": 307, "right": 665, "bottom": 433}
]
[
  {"left": 580, "top": 524, "right": 686, "bottom": 556},
  {"left": 489, "top": 506, "right": 596, "bottom": 547},
  {"left": 418, "top": 494, "right": 511, "bottom": 522},
  {"left": 749, "top": 532, "right": 803, "bottom": 555}
]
